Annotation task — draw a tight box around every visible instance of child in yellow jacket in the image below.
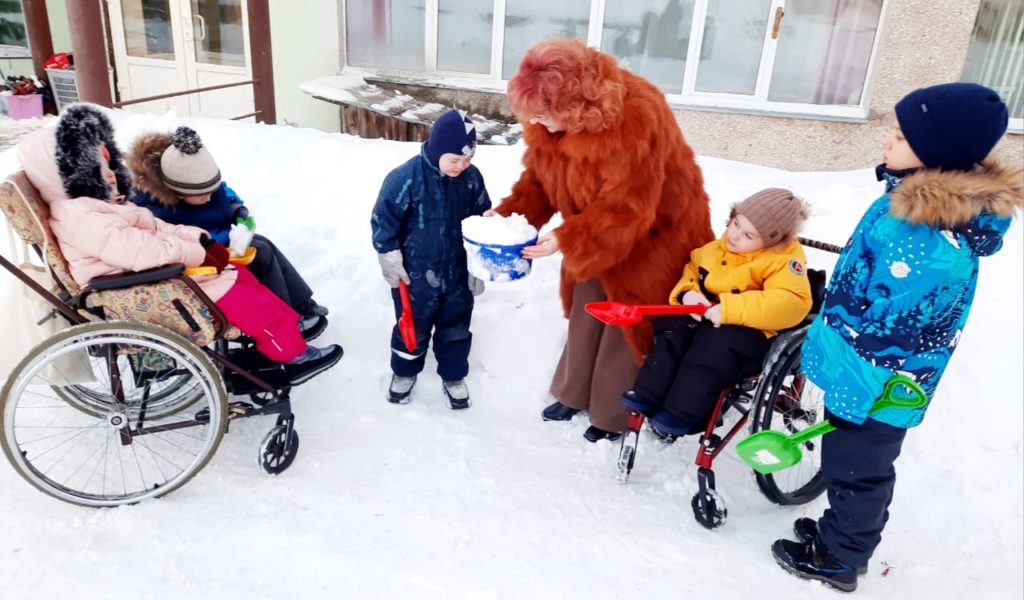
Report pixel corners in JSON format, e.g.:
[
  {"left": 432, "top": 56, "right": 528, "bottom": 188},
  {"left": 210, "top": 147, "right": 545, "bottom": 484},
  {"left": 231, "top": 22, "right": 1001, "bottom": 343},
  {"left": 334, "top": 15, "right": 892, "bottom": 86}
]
[{"left": 621, "top": 188, "right": 813, "bottom": 438}]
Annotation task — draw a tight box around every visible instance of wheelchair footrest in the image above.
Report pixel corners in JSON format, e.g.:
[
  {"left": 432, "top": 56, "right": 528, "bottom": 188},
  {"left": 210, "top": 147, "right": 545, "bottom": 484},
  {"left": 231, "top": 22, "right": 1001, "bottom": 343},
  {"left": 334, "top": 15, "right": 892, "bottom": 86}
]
[{"left": 223, "top": 348, "right": 290, "bottom": 395}]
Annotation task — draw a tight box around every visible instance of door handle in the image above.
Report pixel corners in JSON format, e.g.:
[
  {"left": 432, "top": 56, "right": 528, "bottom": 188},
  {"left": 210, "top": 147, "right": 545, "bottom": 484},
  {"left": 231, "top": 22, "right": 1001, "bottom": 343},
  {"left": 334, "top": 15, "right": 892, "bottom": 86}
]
[
  {"left": 195, "top": 14, "right": 207, "bottom": 41},
  {"left": 771, "top": 6, "right": 785, "bottom": 39}
]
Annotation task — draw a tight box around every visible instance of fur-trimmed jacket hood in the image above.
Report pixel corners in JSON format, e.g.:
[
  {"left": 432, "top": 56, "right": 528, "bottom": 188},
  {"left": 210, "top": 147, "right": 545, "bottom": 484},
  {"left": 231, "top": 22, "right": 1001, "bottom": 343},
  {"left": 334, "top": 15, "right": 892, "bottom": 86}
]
[
  {"left": 889, "top": 160, "right": 1023, "bottom": 257},
  {"left": 55, "top": 103, "right": 133, "bottom": 200},
  {"left": 126, "top": 131, "right": 182, "bottom": 207}
]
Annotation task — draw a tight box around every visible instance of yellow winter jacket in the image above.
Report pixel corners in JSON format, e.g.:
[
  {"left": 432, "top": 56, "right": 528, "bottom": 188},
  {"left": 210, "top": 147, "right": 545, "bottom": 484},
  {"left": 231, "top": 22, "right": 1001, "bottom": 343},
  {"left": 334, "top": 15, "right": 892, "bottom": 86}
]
[{"left": 668, "top": 237, "right": 812, "bottom": 337}]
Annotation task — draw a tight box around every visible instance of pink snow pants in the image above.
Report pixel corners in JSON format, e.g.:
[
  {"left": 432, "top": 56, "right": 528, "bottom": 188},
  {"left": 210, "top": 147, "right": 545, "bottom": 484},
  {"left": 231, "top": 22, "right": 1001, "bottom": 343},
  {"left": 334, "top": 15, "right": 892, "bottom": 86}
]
[{"left": 215, "top": 266, "right": 306, "bottom": 362}]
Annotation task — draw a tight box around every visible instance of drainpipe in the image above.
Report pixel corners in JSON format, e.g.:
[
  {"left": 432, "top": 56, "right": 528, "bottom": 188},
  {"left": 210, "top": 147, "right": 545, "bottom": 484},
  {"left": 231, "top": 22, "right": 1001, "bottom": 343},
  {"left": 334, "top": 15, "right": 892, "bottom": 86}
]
[
  {"left": 65, "top": 0, "right": 113, "bottom": 106},
  {"left": 247, "top": 0, "right": 277, "bottom": 124}
]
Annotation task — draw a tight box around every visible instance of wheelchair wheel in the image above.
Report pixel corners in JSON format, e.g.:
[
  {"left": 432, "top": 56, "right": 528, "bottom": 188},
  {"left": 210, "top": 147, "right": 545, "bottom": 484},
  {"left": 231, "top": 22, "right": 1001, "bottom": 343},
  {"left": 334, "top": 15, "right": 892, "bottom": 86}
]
[
  {"left": 258, "top": 422, "right": 299, "bottom": 475},
  {"left": 53, "top": 367, "right": 202, "bottom": 420},
  {"left": 691, "top": 489, "right": 728, "bottom": 529},
  {"left": 749, "top": 328, "right": 827, "bottom": 506},
  {"left": 0, "top": 321, "right": 227, "bottom": 507}
]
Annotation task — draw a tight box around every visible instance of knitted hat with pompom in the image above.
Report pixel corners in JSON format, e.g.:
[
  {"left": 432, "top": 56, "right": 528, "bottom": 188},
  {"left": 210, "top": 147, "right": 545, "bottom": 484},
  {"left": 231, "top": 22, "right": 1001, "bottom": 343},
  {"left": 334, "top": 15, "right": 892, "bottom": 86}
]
[{"left": 158, "top": 126, "right": 221, "bottom": 196}]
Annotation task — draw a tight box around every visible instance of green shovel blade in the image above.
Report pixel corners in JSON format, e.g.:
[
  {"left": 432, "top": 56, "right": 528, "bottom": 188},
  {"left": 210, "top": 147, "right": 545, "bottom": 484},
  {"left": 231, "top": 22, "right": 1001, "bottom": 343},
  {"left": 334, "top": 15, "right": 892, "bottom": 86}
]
[{"left": 736, "top": 374, "right": 928, "bottom": 474}]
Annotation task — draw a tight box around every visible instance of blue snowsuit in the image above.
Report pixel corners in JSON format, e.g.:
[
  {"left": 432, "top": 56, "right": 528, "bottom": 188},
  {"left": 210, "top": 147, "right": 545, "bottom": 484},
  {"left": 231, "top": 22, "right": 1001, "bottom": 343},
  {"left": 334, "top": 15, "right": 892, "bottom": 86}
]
[
  {"left": 131, "top": 182, "right": 243, "bottom": 245},
  {"left": 130, "top": 182, "right": 316, "bottom": 312},
  {"left": 800, "top": 164, "right": 1017, "bottom": 568},
  {"left": 371, "top": 144, "right": 492, "bottom": 380}
]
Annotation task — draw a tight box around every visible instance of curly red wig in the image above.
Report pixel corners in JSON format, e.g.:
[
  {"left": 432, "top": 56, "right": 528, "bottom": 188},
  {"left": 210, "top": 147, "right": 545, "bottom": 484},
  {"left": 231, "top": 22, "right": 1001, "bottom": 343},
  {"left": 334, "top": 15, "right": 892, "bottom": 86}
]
[{"left": 507, "top": 38, "right": 627, "bottom": 134}]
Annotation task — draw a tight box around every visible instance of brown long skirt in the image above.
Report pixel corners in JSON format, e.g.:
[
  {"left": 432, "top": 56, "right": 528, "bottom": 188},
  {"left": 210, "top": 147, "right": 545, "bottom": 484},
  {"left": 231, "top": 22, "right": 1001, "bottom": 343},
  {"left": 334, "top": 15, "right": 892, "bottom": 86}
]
[{"left": 549, "top": 279, "right": 640, "bottom": 433}]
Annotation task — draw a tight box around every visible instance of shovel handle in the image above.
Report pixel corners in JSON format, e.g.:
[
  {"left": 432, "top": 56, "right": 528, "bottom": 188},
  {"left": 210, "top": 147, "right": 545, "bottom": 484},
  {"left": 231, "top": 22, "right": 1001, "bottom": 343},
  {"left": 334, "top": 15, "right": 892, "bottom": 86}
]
[
  {"left": 870, "top": 374, "right": 928, "bottom": 413},
  {"left": 399, "top": 280, "right": 413, "bottom": 314},
  {"left": 634, "top": 304, "right": 709, "bottom": 317},
  {"left": 786, "top": 375, "right": 925, "bottom": 445}
]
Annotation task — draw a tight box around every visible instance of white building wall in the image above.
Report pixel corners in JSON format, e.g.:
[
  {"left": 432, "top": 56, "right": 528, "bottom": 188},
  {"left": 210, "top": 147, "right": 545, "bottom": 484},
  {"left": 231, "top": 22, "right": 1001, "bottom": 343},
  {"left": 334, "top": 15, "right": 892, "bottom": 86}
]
[{"left": 269, "top": 0, "right": 342, "bottom": 131}]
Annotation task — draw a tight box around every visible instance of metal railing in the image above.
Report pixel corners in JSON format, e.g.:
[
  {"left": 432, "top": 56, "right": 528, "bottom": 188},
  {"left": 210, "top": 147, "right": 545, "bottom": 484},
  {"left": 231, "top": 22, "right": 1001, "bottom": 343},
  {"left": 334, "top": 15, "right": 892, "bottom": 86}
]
[{"left": 111, "top": 79, "right": 262, "bottom": 121}]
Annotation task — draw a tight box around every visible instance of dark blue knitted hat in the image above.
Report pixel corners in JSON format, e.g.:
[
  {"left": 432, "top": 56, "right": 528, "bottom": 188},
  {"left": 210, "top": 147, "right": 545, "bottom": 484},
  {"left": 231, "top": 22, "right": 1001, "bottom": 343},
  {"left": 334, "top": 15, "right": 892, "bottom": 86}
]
[
  {"left": 895, "top": 82, "right": 1008, "bottom": 170},
  {"left": 426, "top": 109, "right": 477, "bottom": 167}
]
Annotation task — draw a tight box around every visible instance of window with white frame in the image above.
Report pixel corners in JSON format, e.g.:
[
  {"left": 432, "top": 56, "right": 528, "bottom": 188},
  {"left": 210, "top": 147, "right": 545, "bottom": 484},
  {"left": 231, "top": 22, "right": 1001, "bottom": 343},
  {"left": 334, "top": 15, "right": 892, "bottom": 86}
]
[
  {"left": 344, "top": 0, "right": 884, "bottom": 119},
  {"left": 962, "top": 0, "right": 1023, "bottom": 132},
  {"left": 0, "top": 0, "right": 30, "bottom": 55}
]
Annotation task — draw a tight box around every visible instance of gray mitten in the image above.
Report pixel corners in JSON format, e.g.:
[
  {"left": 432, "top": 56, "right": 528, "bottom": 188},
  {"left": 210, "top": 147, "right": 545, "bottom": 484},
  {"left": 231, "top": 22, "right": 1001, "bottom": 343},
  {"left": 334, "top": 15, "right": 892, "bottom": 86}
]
[
  {"left": 469, "top": 274, "right": 485, "bottom": 296},
  {"left": 378, "top": 250, "right": 410, "bottom": 288}
]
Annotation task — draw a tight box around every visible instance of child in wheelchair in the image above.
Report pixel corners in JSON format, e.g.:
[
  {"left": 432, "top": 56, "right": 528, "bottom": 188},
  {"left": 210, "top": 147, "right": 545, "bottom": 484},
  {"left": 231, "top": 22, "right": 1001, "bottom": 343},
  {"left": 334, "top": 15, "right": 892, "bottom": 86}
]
[
  {"left": 620, "top": 188, "right": 813, "bottom": 439},
  {"left": 126, "top": 125, "right": 330, "bottom": 335},
  {"left": 16, "top": 105, "right": 341, "bottom": 385}
]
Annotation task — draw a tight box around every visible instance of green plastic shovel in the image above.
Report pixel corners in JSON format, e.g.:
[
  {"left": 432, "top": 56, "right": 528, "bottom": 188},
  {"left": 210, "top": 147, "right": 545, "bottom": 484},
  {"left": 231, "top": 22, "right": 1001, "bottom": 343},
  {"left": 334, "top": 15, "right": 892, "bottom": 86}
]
[{"left": 736, "top": 374, "right": 928, "bottom": 474}]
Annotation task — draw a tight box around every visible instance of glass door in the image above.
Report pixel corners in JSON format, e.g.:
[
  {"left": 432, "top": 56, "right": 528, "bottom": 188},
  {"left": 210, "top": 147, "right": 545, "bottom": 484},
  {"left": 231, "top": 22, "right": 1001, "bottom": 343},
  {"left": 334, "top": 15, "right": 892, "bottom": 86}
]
[
  {"left": 189, "top": 0, "right": 247, "bottom": 67},
  {"left": 181, "top": 0, "right": 252, "bottom": 117},
  {"left": 109, "top": 0, "right": 252, "bottom": 118}
]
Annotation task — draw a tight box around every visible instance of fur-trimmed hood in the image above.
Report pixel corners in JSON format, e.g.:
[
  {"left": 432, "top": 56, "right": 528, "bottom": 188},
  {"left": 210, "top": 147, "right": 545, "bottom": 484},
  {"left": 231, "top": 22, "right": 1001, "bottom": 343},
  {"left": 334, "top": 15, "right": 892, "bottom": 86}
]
[
  {"left": 54, "top": 103, "right": 132, "bottom": 200},
  {"left": 890, "top": 160, "right": 1023, "bottom": 256},
  {"left": 126, "top": 131, "right": 182, "bottom": 207}
]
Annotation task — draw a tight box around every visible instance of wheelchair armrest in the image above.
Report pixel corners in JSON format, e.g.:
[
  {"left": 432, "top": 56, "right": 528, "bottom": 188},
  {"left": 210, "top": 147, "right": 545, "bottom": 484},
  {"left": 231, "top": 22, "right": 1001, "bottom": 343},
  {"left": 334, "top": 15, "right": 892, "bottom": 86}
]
[{"left": 86, "top": 263, "right": 186, "bottom": 291}]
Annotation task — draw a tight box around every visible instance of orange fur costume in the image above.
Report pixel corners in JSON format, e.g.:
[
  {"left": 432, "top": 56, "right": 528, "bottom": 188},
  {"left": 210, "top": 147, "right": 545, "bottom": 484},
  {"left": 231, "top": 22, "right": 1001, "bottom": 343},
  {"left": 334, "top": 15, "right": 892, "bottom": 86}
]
[{"left": 495, "top": 39, "right": 713, "bottom": 360}]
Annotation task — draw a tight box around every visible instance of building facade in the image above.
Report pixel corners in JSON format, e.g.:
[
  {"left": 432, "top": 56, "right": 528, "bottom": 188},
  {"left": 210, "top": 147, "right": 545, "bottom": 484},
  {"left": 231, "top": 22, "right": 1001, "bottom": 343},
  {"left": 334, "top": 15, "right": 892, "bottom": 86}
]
[{"left": 333, "top": 0, "right": 1023, "bottom": 170}]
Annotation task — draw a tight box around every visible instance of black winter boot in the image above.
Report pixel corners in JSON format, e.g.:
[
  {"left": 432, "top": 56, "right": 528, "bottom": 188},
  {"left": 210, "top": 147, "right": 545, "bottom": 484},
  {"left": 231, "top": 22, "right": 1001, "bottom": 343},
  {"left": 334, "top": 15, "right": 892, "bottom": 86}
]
[
  {"left": 772, "top": 536, "right": 860, "bottom": 593},
  {"left": 793, "top": 518, "right": 868, "bottom": 574}
]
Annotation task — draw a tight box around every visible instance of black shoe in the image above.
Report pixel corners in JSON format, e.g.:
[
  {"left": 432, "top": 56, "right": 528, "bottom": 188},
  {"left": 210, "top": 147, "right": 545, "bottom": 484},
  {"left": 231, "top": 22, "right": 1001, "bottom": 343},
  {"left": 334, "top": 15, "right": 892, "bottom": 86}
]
[
  {"left": 299, "top": 298, "right": 329, "bottom": 317},
  {"left": 299, "top": 315, "right": 328, "bottom": 342},
  {"left": 284, "top": 344, "right": 343, "bottom": 386},
  {"left": 541, "top": 401, "right": 580, "bottom": 421},
  {"left": 793, "top": 519, "right": 868, "bottom": 575},
  {"left": 387, "top": 374, "right": 417, "bottom": 404},
  {"left": 772, "top": 537, "right": 860, "bottom": 593},
  {"left": 583, "top": 425, "right": 622, "bottom": 443},
  {"left": 442, "top": 379, "right": 471, "bottom": 410}
]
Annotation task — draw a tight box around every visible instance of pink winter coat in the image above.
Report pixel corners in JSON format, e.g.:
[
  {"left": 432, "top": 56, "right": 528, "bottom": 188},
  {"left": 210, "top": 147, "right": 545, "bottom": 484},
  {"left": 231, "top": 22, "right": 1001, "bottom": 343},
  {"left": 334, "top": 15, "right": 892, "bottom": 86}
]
[{"left": 16, "top": 128, "right": 237, "bottom": 299}]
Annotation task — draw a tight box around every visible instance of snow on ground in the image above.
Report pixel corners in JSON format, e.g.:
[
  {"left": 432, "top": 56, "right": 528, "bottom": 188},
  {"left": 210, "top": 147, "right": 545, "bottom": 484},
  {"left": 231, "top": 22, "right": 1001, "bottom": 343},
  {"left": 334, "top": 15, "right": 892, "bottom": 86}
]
[{"left": 0, "top": 111, "right": 1021, "bottom": 599}]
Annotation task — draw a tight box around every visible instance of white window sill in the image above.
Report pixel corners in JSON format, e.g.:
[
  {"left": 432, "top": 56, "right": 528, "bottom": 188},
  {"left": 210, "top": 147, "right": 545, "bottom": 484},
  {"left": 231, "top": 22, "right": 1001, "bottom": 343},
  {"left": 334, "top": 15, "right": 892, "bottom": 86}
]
[{"left": 343, "top": 67, "right": 873, "bottom": 124}]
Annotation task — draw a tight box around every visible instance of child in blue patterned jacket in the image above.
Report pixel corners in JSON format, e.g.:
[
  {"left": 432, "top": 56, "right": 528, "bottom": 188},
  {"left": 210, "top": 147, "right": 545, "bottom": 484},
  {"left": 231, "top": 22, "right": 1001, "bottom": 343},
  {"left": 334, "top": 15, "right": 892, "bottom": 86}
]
[{"left": 771, "top": 83, "right": 1022, "bottom": 592}]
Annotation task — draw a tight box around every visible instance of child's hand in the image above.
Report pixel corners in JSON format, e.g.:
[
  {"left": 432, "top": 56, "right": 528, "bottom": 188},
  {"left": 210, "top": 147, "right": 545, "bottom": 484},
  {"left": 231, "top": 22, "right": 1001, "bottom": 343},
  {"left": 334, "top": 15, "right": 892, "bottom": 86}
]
[
  {"left": 704, "top": 304, "right": 722, "bottom": 327},
  {"left": 522, "top": 231, "right": 559, "bottom": 259},
  {"left": 483, "top": 209, "right": 499, "bottom": 217},
  {"left": 202, "top": 242, "right": 230, "bottom": 273},
  {"left": 377, "top": 250, "right": 410, "bottom": 288},
  {"left": 681, "top": 290, "right": 711, "bottom": 320}
]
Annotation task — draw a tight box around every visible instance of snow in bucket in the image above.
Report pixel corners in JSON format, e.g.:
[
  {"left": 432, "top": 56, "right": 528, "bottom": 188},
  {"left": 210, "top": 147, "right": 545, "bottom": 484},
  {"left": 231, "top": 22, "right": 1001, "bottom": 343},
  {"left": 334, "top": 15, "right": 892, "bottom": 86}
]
[{"left": 462, "top": 213, "right": 538, "bottom": 282}]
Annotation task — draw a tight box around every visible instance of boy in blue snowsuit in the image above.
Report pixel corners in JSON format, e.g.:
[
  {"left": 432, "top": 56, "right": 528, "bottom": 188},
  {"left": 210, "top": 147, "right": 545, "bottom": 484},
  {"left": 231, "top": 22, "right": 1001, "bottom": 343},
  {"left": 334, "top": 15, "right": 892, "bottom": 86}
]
[
  {"left": 772, "top": 83, "right": 1022, "bottom": 592},
  {"left": 128, "top": 127, "right": 328, "bottom": 324},
  {"left": 371, "top": 110, "right": 492, "bottom": 409}
]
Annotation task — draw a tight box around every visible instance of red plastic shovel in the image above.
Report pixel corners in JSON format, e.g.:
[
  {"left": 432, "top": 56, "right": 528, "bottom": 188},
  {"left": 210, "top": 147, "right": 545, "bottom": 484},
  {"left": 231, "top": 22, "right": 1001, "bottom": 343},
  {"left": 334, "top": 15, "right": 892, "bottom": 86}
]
[
  {"left": 585, "top": 302, "right": 709, "bottom": 326},
  {"left": 398, "top": 280, "right": 417, "bottom": 351}
]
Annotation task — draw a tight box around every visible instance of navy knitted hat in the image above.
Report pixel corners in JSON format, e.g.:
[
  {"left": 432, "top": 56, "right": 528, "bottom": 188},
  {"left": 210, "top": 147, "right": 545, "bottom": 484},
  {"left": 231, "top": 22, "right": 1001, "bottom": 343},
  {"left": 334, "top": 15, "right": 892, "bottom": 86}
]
[
  {"left": 426, "top": 109, "right": 477, "bottom": 167},
  {"left": 894, "top": 82, "right": 1008, "bottom": 171}
]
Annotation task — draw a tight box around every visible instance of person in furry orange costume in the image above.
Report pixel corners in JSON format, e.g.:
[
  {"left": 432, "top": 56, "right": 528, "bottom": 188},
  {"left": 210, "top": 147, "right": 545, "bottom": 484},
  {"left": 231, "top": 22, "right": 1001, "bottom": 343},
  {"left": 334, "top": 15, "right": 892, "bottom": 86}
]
[{"left": 491, "top": 38, "right": 713, "bottom": 440}]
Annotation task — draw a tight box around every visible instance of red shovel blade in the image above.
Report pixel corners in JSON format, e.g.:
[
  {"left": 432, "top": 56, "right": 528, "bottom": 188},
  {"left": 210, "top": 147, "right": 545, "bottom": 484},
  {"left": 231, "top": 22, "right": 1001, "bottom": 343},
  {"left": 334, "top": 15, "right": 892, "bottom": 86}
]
[
  {"left": 585, "top": 302, "right": 709, "bottom": 326},
  {"left": 398, "top": 280, "right": 417, "bottom": 351}
]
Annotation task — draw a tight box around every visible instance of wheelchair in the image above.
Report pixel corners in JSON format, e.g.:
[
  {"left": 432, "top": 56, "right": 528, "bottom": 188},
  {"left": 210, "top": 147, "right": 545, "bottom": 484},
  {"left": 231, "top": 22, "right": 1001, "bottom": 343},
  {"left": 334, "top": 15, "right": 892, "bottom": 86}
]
[
  {"left": 615, "top": 269, "right": 830, "bottom": 530},
  {"left": 0, "top": 171, "right": 339, "bottom": 507}
]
